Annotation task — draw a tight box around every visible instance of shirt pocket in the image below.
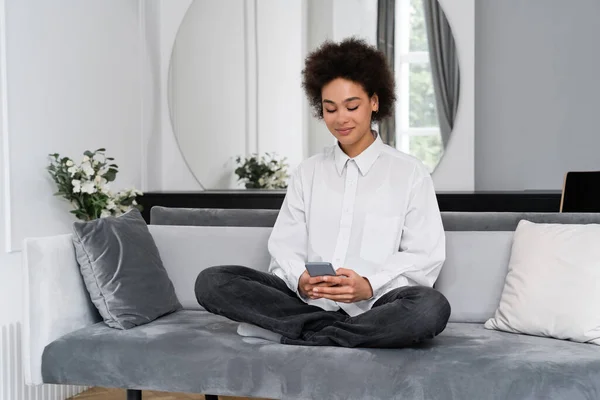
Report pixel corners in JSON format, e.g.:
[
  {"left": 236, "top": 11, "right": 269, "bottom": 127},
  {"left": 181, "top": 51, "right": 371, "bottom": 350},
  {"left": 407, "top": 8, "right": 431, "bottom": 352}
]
[{"left": 360, "top": 213, "right": 401, "bottom": 264}]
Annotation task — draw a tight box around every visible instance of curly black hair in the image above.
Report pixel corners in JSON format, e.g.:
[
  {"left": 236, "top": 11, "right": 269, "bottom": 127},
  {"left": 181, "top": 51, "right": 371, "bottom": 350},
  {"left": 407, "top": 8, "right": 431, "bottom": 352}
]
[{"left": 301, "top": 37, "right": 396, "bottom": 122}]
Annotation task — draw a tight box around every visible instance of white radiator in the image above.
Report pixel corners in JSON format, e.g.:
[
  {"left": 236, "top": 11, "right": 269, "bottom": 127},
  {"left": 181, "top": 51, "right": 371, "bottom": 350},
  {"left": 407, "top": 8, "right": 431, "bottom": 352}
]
[{"left": 1, "top": 322, "right": 89, "bottom": 400}]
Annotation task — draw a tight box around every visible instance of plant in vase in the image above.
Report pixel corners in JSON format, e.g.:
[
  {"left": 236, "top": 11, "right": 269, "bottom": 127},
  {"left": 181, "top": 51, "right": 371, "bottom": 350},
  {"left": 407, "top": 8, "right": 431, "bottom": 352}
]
[
  {"left": 234, "top": 152, "right": 289, "bottom": 189},
  {"left": 47, "top": 148, "right": 143, "bottom": 221}
]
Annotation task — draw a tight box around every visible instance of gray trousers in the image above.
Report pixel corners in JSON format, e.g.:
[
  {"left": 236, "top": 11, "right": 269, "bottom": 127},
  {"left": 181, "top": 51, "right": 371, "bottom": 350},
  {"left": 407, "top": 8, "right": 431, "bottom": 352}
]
[{"left": 195, "top": 265, "right": 451, "bottom": 348}]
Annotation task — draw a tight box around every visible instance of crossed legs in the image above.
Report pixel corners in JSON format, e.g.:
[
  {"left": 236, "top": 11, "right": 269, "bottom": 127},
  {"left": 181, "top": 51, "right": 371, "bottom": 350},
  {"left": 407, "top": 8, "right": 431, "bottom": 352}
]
[{"left": 195, "top": 265, "right": 450, "bottom": 348}]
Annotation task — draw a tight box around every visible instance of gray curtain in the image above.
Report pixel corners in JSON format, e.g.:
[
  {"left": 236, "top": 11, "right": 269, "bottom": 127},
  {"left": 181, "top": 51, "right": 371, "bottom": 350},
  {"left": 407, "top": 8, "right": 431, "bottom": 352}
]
[
  {"left": 377, "top": 0, "right": 396, "bottom": 148},
  {"left": 423, "top": 0, "right": 460, "bottom": 148}
]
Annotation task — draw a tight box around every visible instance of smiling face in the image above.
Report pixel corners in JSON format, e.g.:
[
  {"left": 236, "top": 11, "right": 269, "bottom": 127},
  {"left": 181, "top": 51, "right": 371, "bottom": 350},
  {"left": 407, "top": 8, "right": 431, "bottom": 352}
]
[{"left": 321, "top": 78, "right": 379, "bottom": 157}]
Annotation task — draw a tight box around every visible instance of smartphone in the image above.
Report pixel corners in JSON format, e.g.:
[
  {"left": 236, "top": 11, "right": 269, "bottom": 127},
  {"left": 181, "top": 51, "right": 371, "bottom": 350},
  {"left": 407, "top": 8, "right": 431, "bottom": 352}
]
[{"left": 305, "top": 262, "right": 337, "bottom": 277}]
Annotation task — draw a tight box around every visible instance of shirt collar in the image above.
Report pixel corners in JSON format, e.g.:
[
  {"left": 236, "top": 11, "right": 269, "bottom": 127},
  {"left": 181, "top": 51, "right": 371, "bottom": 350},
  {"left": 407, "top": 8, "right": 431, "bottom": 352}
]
[{"left": 334, "top": 130, "right": 384, "bottom": 176}]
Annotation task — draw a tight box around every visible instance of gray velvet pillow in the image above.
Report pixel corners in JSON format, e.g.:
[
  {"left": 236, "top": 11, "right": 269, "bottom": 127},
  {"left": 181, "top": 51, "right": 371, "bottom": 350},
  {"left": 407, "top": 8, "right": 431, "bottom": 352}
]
[{"left": 72, "top": 208, "right": 182, "bottom": 329}]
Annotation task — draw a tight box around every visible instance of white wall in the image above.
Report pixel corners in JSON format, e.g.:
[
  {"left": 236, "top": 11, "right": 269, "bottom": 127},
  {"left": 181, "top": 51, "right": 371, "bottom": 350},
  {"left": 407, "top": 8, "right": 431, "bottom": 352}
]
[
  {"left": 475, "top": 0, "right": 600, "bottom": 190},
  {"left": 143, "top": 1, "right": 166, "bottom": 192},
  {"left": 0, "top": 254, "right": 20, "bottom": 323},
  {"left": 0, "top": 0, "right": 17, "bottom": 325},
  {"left": 1, "top": 1, "right": 153, "bottom": 397},
  {"left": 4, "top": 0, "right": 149, "bottom": 252},
  {"left": 256, "top": 0, "right": 306, "bottom": 173}
]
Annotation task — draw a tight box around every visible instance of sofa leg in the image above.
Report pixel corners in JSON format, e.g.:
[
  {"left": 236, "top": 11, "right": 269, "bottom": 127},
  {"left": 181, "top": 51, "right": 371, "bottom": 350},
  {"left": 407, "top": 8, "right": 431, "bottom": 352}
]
[
  {"left": 126, "top": 389, "right": 142, "bottom": 400},
  {"left": 125, "top": 388, "right": 217, "bottom": 400}
]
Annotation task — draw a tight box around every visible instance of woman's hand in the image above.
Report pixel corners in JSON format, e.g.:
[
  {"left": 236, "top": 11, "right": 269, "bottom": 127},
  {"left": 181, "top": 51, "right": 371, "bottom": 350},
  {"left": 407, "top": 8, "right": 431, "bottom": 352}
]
[
  {"left": 310, "top": 268, "right": 374, "bottom": 303},
  {"left": 298, "top": 270, "right": 340, "bottom": 299}
]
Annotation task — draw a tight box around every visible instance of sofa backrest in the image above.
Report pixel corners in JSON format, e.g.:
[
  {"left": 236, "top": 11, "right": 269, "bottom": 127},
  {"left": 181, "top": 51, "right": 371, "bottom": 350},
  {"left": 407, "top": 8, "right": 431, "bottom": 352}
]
[
  {"left": 150, "top": 207, "right": 600, "bottom": 324},
  {"left": 434, "top": 212, "right": 600, "bottom": 322},
  {"left": 149, "top": 224, "right": 273, "bottom": 310}
]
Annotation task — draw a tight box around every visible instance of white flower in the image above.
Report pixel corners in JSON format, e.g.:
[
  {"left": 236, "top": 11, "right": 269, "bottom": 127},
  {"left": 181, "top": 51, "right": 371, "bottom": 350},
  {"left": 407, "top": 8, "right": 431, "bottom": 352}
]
[
  {"left": 94, "top": 176, "right": 108, "bottom": 189},
  {"left": 67, "top": 166, "right": 78, "bottom": 176},
  {"left": 65, "top": 160, "right": 74, "bottom": 167},
  {"left": 100, "top": 184, "right": 111, "bottom": 194},
  {"left": 100, "top": 210, "right": 112, "bottom": 218},
  {"left": 81, "top": 162, "right": 94, "bottom": 176},
  {"left": 132, "top": 200, "right": 137, "bottom": 205},
  {"left": 82, "top": 155, "right": 90, "bottom": 162},
  {"left": 258, "top": 178, "right": 265, "bottom": 186},
  {"left": 72, "top": 179, "right": 81, "bottom": 193},
  {"left": 81, "top": 181, "right": 96, "bottom": 194},
  {"left": 106, "top": 200, "right": 116, "bottom": 210},
  {"left": 97, "top": 166, "right": 108, "bottom": 176}
]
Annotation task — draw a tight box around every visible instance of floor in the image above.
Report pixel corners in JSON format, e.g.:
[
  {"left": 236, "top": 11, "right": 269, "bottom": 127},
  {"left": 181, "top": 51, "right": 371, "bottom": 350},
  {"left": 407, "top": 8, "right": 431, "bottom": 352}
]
[{"left": 70, "top": 387, "right": 273, "bottom": 400}]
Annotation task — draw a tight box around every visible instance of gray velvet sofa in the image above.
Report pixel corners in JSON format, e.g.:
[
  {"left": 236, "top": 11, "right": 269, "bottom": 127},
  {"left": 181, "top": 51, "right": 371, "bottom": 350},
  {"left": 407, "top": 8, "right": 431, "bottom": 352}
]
[{"left": 22, "top": 207, "right": 600, "bottom": 400}]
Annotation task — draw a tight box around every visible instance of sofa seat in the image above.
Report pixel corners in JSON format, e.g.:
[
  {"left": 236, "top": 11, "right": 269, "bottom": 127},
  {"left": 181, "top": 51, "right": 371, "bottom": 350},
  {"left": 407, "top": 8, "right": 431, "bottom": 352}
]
[{"left": 42, "top": 310, "right": 600, "bottom": 400}]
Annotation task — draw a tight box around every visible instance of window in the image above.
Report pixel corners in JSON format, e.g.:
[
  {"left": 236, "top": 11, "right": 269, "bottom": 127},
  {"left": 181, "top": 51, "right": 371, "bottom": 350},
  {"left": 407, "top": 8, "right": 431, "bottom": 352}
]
[{"left": 394, "top": 0, "right": 443, "bottom": 172}]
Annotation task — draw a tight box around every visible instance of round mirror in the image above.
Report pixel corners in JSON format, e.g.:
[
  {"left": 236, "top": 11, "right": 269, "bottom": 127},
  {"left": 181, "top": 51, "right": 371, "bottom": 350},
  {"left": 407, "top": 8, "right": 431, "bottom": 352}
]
[{"left": 169, "top": 0, "right": 460, "bottom": 189}]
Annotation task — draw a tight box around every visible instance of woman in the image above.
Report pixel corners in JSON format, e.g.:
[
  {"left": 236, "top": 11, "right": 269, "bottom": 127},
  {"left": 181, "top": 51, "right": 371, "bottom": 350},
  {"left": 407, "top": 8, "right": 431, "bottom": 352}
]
[{"left": 195, "top": 38, "right": 450, "bottom": 348}]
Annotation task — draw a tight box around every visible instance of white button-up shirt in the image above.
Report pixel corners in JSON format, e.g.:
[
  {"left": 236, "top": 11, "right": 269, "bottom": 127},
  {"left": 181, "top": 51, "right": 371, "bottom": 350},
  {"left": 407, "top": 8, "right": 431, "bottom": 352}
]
[{"left": 268, "top": 133, "right": 445, "bottom": 317}]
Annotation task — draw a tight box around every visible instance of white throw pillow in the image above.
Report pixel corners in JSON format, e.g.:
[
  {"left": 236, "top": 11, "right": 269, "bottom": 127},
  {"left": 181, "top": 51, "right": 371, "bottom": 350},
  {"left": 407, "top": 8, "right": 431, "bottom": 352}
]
[{"left": 484, "top": 219, "right": 600, "bottom": 344}]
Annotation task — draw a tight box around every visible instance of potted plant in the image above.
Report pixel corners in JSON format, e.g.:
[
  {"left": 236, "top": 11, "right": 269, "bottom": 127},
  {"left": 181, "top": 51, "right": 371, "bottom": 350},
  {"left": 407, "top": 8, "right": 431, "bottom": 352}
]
[
  {"left": 234, "top": 152, "right": 289, "bottom": 189},
  {"left": 47, "top": 148, "right": 143, "bottom": 221}
]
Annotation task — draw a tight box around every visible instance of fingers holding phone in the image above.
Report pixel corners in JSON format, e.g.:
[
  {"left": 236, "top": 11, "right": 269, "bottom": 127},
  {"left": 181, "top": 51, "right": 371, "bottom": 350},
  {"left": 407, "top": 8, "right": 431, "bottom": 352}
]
[
  {"left": 298, "top": 273, "right": 337, "bottom": 299},
  {"left": 312, "top": 268, "right": 374, "bottom": 303},
  {"left": 300, "top": 262, "right": 340, "bottom": 299}
]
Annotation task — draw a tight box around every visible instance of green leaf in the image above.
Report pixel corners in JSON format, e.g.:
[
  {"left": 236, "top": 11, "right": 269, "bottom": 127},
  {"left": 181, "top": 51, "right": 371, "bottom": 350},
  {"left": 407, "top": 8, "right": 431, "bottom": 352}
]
[
  {"left": 103, "top": 168, "right": 117, "bottom": 182},
  {"left": 84, "top": 150, "right": 94, "bottom": 158}
]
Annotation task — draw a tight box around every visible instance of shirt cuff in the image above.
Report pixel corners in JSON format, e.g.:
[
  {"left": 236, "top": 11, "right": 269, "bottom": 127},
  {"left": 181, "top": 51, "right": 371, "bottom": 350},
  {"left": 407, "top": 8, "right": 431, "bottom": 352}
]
[
  {"left": 365, "top": 273, "right": 390, "bottom": 300},
  {"left": 366, "top": 271, "right": 411, "bottom": 300},
  {"left": 279, "top": 260, "right": 307, "bottom": 300}
]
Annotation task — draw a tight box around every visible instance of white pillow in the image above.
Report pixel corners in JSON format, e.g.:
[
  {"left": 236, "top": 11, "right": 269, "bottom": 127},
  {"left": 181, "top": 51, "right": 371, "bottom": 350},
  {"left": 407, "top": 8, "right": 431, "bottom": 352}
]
[{"left": 484, "top": 219, "right": 600, "bottom": 345}]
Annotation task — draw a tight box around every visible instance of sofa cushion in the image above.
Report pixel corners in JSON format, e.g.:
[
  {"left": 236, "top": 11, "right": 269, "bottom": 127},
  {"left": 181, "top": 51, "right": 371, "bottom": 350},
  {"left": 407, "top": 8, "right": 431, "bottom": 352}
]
[
  {"left": 485, "top": 220, "right": 600, "bottom": 344},
  {"left": 148, "top": 225, "right": 273, "bottom": 310},
  {"left": 436, "top": 231, "right": 513, "bottom": 323},
  {"left": 42, "top": 310, "right": 600, "bottom": 400},
  {"left": 72, "top": 208, "right": 182, "bottom": 329}
]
